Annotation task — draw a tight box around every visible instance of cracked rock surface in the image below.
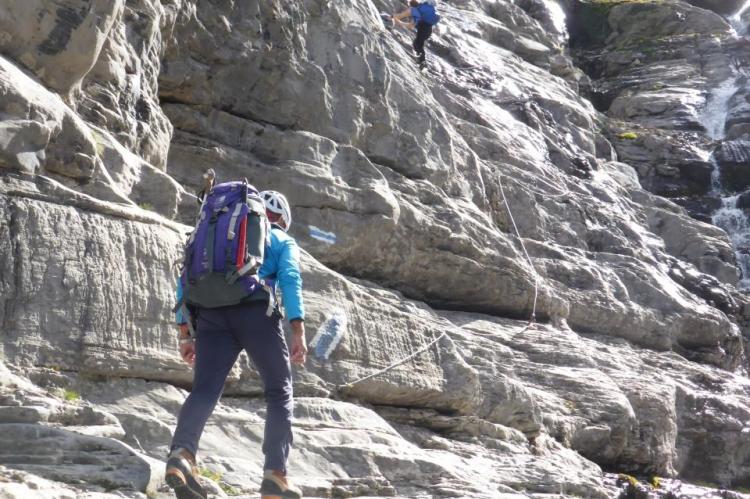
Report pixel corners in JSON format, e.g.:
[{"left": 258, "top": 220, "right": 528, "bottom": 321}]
[{"left": 2, "top": 0, "right": 750, "bottom": 497}]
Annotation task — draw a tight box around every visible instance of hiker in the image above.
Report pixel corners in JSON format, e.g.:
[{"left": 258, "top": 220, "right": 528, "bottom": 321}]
[
  {"left": 166, "top": 188, "right": 307, "bottom": 499},
  {"left": 392, "top": 0, "right": 440, "bottom": 69}
]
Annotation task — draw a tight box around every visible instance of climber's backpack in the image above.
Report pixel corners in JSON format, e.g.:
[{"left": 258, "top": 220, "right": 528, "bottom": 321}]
[
  {"left": 177, "top": 180, "right": 268, "bottom": 311},
  {"left": 417, "top": 2, "right": 440, "bottom": 25}
]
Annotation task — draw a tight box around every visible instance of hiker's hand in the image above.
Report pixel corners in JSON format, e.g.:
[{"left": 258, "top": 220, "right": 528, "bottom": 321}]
[
  {"left": 180, "top": 339, "right": 196, "bottom": 366},
  {"left": 290, "top": 320, "right": 307, "bottom": 366},
  {"left": 177, "top": 325, "right": 196, "bottom": 366}
]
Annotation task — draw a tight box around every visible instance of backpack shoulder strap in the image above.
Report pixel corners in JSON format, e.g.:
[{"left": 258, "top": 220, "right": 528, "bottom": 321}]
[{"left": 227, "top": 202, "right": 243, "bottom": 241}]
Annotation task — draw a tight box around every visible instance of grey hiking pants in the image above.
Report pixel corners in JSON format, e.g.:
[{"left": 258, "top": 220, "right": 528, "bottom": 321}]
[{"left": 170, "top": 302, "right": 293, "bottom": 473}]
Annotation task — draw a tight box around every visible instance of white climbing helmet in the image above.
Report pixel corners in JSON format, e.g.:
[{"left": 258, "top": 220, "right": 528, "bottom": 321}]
[{"left": 260, "top": 190, "right": 292, "bottom": 231}]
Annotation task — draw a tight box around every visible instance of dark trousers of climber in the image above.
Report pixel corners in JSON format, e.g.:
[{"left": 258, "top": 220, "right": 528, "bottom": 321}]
[
  {"left": 413, "top": 22, "right": 432, "bottom": 65},
  {"left": 170, "top": 302, "right": 293, "bottom": 473}
]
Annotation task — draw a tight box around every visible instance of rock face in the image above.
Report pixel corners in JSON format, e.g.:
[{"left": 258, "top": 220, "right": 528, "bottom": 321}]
[
  {"left": 0, "top": 1, "right": 123, "bottom": 96},
  {"left": 715, "top": 140, "right": 750, "bottom": 192},
  {"left": 2, "top": 0, "right": 750, "bottom": 497}
]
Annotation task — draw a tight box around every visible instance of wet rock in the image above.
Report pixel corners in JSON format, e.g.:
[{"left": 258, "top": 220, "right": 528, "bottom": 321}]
[
  {"left": 715, "top": 140, "right": 750, "bottom": 193},
  {"left": 607, "top": 125, "right": 714, "bottom": 197},
  {"left": 668, "top": 260, "right": 739, "bottom": 316},
  {"left": 644, "top": 202, "right": 739, "bottom": 286},
  {"left": 609, "top": 83, "right": 705, "bottom": 132},
  {"left": 737, "top": 189, "right": 750, "bottom": 210},
  {"left": 607, "top": 2, "right": 729, "bottom": 42},
  {"left": 725, "top": 82, "right": 750, "bottom": 140},
  {"left": 672, "top": 194, "right": 723, "bottom": 222}
]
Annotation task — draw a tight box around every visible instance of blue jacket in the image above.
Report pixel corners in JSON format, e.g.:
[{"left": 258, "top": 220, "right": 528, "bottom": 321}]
[
  {"left": 411, "top": 3, "right": 437, "bottom": 25},
  {"left": 176, "top": 225, "right": 305, "bottom": 323},
  {"left": 411, "top": 5, "right": 423, "bottom": 23}
]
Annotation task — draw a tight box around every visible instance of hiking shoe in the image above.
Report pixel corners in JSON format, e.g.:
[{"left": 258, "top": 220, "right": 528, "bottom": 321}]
[
  {"left": 165, "top": 448, "right": 207, "bottom": 499},
  {"left": 260, "top": 470, "right": 302, "bottom": 499}
]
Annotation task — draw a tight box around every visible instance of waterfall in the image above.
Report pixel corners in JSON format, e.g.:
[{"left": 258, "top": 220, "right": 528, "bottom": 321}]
[
  {"left": 712, "top": 195, "right": 750, "bottom": 290},
  {"left": 730, "top": 0, "right": 750, "bottom": 34},
  {"left": 541, "top": 0, "right": 567, "bottom": 39},
  {"left": 704, "top": 80, "right": 750, "bottom": 288},
  {"left": 703, "top": 3, "right": 750, "bottom": 289},
  {"left": 700, "top": 79, "right": 737, "bottom": 141}
]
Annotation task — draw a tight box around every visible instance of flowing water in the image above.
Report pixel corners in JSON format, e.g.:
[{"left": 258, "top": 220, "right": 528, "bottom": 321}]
[
  {"left": 713, "top": 194, "right": 750, "bottom": 290},
  {"left": 730, "top": 0, "right": 750, "bottom": 34},
  {"left": 705, "top": 4, "right": 750, "bottom": 289},
  {"left": 700, "top": 79, "right": 738, "bottom": 142},
  {"left": 541, "top": 0, "right": 567, "bottom": 40}
]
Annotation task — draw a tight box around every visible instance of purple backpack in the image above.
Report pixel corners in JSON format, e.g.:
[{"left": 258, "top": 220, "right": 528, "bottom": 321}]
[{"left": 178, "top": 180, "right": 268, "bottom": 309}]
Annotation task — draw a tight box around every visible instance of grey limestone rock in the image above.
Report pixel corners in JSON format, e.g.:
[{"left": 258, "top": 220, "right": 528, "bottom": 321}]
[
  {"left": 715, "top": 140, "right": 750, "bottom": 193},
  {"left": 2, "top": 0, "right": 750, "bottom": 497},
  {"left": 0, "top": 0, "right": 124, "bottom": 96}
]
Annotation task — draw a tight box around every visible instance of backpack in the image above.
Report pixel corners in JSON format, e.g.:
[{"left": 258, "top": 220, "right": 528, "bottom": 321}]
[
  {"left": 417, "top": 3, "right": 440, "bottom": 25},
  {"left": 177, "top": 180, "right": 269, "bottom": 310}
]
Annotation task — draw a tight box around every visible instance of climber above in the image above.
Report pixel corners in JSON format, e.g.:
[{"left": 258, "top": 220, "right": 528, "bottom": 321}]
[
  {"left": 167, "top": 183, "right": 307, "bottom": 499},
  {"left": 391, "top": 0, "right": 440, "bottom": 71}
]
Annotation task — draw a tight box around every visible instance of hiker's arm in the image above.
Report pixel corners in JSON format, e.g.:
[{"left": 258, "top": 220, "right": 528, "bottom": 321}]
[
  {"left": 174, "top": 279, "right": 196, "bottom": 365},
  {"left": 277, "top": 239, "right": 305, "bottom": 323},
  {"left": 175, "top": 279, "right": 187, "bottom": 327},
  {"left": 290, "top": 320, "right": 307, "bottom": 365},
  {"left": 394, "top": 18, "right": 415, "bottom": 29},
  {"left": 278, "top": 239, "right": 306, "bottom": 365},
  {"left": 392, "top": 8, "right": 411, "bottom": 21}
]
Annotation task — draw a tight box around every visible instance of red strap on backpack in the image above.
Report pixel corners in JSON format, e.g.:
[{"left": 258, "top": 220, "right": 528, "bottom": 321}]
[{"left": 236, "top": 216, "right": 247, "bottom": 268}]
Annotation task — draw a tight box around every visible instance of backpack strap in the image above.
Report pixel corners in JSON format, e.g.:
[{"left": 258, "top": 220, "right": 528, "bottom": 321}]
[
  {"left": 172, "top": 293, "right": 186, "bottom": 314},
  {"left": 187, "top": 210, "right": 204, "bottom": 246},
  {"left": 225, "top": 202, "right": 245, "bottom": 269},
  {"left": 205, "top": 213, "right": 218, "bottom": 274},
  {"left": 173, "top": 279, "right": 196, "bottom": 338},
  {"left": 262, "top": 280, "right": 276, "bottom": 317},
  {"left": 227, "top": 202, "right": 243, "bottom": 240},
  {"left": 180, "top": 303, "right": 197, "bottom": 338},
  {"left": 205, "top": 206, "right": 229, "bottom": 274},
  {"left": 226, "top": 257, "right": 259, "bottom": 284}
]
